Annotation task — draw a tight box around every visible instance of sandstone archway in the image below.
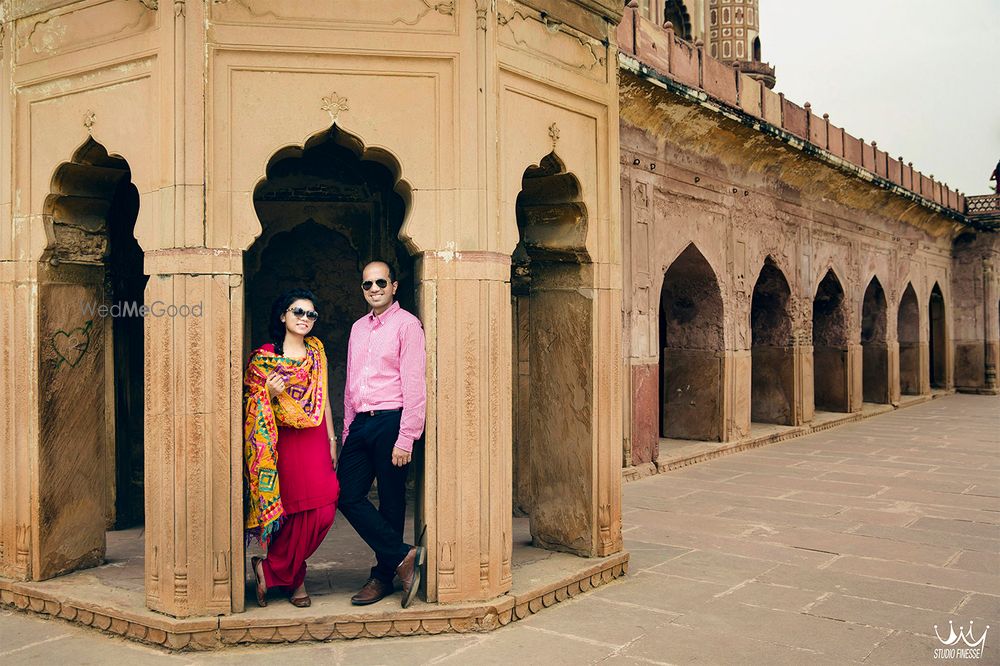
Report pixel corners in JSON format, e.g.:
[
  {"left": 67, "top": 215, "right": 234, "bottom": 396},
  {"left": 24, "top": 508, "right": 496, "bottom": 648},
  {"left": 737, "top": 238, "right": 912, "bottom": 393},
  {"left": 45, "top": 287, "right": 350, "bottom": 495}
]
[
  {"left": 245, "top": 126, "right": 417, "bottom": 601},
  {"left": 511, "top": 152, "right": 592, "bottom": 556},
  {"left": 658, "top": 243, "right": 724, "bottom": 441},
  {"left": 37, "top": 138, "right": 145, "bottom": 579},
  {"left": 929, "top": 282, "right": 947, "bottom": 388},
  {"left": 813, "top": 269, "right": 850, "bottom": 412},
  {"left": 898, "top": 283, "right": 921, "bottom": 395},
  {"left": 861, "top": 276, "right": 890, "bottom": 403},
  {"left": 750, "top": 257, "right": 795, "bottom": 426}
]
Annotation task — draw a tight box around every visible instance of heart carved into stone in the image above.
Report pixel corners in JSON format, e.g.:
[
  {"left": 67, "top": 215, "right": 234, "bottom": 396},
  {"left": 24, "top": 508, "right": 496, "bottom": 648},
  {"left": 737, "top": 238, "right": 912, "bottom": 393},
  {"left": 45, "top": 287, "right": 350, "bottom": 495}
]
[{"left": 52, "top": 320, "right": 93, "bottom": 369}]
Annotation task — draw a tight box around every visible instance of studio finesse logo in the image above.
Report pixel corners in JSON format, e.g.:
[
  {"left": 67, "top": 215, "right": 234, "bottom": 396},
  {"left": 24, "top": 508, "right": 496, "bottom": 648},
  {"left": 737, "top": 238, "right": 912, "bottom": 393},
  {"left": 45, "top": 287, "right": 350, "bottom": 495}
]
[{"left": 933, "top": 620, "right": 989, "bottom": 660}]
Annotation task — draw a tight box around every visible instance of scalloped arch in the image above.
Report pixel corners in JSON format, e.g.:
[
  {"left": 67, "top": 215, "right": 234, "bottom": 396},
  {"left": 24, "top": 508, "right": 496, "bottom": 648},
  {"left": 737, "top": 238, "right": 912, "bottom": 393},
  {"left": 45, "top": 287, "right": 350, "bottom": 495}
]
[{"left": 251, "top": 124, "right": 416, "bottom": 255}]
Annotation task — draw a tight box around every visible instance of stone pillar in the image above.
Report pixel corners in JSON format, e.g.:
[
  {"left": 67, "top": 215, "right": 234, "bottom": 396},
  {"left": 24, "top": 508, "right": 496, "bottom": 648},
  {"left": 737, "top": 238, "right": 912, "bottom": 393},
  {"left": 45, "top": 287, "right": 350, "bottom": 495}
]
[
  {"left": 727, "top": 349, "right": 751, "bottom": 440},
  {"left": 919, "top": 340, "right": 932, "bottom": 395},
  {"left": 0, "top": 19, "right": 32, "bottom": 582},
  {"left": 0, "top": 263, "right": 34, "bottom": 581},
  {"left": 848, "top": 342, "right": 864, "bottom": 411},
  {"left": 797, "top": 343, "right": 814, "bottom": 424},
  {"left": 418, "top": 252, "right": 513, "bottom": 603},
  {"left": 142, "top": 251, "right": 243, "bottom": 617},
  {"left": 888, "top": 340, "right": 901, "bottom": 404},
  {"left": 984, "top": 261, "right": 999, "bottom": 391}
]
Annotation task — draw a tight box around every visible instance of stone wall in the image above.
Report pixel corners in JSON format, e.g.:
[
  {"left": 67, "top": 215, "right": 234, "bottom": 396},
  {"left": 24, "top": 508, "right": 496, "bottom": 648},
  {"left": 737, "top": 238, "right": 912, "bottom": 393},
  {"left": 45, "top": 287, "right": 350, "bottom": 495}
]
[{"left": 617, "top": 5, "right": 996, "bottom": 472}]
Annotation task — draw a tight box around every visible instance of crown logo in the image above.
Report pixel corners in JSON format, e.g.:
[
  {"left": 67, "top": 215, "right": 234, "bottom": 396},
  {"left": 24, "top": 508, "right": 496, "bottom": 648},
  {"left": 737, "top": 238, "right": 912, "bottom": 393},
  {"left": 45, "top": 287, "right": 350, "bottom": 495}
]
[{"left": 934, "top": 620, "right": 989, "bottom": 648}]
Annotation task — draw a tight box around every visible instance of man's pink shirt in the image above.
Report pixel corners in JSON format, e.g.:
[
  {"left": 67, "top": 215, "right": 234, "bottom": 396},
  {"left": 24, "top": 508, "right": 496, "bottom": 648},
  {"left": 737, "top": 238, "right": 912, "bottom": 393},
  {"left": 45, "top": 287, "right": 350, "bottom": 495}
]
[{"left": 343, "top": 301, "right": 427, "bottom": 452}]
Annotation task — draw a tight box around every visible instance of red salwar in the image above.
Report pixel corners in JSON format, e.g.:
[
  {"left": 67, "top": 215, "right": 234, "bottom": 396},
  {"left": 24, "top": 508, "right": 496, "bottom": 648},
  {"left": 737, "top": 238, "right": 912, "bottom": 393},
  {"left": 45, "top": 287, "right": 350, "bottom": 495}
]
[
  {"left": 261, "top": 502, "right": 335, "bottom": 590},
  {"left": 256, "top": 343, "right": 340, "bottom": 592}
]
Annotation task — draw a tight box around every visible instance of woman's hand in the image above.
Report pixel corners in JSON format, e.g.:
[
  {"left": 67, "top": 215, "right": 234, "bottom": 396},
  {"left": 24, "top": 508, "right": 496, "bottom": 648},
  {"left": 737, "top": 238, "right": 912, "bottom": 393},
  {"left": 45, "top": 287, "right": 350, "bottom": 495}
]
[
  {"left": 265, "top": 371, "right": 286, "bottom": 399},
  {"left": 329, "top": 433, "right": 338, "bottom": 468}
]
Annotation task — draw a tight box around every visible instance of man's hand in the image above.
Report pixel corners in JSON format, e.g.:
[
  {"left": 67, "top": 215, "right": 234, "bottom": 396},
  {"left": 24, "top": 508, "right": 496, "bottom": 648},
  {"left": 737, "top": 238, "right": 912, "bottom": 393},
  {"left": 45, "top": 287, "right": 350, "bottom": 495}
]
[{"left": 391, "top": 446, "right": 411, "bottom": 467}]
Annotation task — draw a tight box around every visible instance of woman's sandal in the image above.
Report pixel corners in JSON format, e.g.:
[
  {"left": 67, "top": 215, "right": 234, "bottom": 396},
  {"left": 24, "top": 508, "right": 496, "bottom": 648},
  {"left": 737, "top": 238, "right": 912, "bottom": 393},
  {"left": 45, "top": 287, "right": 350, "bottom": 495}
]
[
  {"left": 251, "top": 556, "right": 267, "bottom": 607},
  {"left": 289, "top": 593, "right": 311, "bottom": 608}
]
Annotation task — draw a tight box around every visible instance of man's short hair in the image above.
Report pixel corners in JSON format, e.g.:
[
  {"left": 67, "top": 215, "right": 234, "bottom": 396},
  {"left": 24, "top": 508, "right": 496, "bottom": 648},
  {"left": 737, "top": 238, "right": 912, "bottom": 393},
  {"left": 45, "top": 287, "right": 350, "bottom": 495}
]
[{"left": 366, "top": 260, "right": 397, "bottom": 283}]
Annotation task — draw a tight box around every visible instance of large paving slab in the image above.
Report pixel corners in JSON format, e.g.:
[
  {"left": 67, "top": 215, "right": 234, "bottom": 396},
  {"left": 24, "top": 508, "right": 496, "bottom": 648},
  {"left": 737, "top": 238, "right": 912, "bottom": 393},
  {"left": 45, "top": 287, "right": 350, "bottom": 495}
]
[{"left": 2, "top": 393, "right": 997, "bottom": 663}]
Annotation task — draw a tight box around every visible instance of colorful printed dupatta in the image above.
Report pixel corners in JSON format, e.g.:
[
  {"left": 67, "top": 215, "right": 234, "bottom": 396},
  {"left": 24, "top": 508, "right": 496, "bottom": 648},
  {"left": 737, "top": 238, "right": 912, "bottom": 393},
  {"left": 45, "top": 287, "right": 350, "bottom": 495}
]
[{"left": 243, "top": 336, "right": 328, "bottom": 546}]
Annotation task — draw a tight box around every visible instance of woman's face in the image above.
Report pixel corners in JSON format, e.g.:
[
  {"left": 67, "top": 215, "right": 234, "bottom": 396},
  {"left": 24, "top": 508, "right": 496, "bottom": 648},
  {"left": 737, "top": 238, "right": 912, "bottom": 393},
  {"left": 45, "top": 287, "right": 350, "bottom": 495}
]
[{"left": 281, "top": 299, "right": 317, "bottom": 336}]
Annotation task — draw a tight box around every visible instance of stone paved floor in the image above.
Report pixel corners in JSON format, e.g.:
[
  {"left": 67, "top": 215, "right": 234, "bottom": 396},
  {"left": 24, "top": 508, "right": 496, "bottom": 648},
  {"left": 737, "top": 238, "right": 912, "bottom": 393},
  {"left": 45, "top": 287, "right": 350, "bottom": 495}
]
[{"left": 2, "top": 393, "right": 998, "bottom": 664}]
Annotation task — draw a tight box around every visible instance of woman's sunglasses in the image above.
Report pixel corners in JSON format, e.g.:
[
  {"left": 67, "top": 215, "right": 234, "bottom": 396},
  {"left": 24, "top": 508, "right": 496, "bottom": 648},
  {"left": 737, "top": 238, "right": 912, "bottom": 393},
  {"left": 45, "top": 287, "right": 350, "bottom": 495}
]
[
  {"left": 286, "top": 306, "right": 319, "bottom": 321},
  {"left": 362, "top": 278, "right": 391, "bottom": 291}
]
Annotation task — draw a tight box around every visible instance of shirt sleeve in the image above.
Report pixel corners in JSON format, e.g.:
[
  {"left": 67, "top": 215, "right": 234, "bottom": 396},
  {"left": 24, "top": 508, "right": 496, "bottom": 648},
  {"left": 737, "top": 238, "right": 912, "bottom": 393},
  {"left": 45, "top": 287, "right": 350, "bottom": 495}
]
[
  {"left": 394, "top": 319, "right": 427, "bottom": 452},
  {"left": 343, "top": 327, "right": 356, "bottom": 440}
]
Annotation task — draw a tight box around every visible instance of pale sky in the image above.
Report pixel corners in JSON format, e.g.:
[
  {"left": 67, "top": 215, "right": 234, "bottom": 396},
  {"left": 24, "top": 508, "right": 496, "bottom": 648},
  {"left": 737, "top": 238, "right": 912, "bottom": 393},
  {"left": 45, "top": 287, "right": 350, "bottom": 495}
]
[{"left": 758, "top": 0, "right": 1000, "bottom": 197}]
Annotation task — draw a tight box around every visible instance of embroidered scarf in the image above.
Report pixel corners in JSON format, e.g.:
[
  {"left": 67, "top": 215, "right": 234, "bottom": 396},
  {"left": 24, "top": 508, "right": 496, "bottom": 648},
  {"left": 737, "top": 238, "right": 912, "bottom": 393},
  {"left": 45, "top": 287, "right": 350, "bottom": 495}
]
[{"left": 243, "top": 336, "right": 327, "bottom": 546}]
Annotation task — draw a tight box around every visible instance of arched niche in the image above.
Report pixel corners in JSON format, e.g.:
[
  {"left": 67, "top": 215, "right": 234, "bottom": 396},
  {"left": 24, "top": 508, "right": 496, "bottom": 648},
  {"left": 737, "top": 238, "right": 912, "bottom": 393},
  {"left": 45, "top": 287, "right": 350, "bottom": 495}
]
[
  {"left": 898, "top": 283, "right": 921, "bottom": 395},
  {"left": 861, "top": 276, "right": 890, "bottom": 403},
  {"left": 659, "top": 243, "right": 725, "bottom": 441},
  {"left": 511, "top": 151, "right": 594, "bottom": 557},
  {"left": 750, "top": 257, "right": 795, "bottom": 425},
  {"left": 929, "top": 282, "right": 947, "bottom": 388},
  {"left": 36, "top": 137, "right": 146, "bottom": 580},
  {"left": 813, "top": 269, "right": 850, "bottom": 412}
]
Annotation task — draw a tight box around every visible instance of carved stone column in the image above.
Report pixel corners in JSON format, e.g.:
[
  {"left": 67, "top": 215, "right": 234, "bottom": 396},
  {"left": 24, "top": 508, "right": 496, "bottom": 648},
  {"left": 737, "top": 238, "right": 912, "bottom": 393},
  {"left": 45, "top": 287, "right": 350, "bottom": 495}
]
[
  {"left": 418, "top": 251, "right": 513, "bottom": 603},
  {"left": 143, "top": 250, "right": 243, "bottom": 617}
]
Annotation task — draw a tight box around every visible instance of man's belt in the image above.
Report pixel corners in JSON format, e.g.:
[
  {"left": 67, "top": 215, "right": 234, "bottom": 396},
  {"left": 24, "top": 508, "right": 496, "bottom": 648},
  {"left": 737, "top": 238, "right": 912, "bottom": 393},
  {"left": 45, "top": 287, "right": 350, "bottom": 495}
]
[{"left": 360, "top": 407, "right": 403, "bottom": 417}]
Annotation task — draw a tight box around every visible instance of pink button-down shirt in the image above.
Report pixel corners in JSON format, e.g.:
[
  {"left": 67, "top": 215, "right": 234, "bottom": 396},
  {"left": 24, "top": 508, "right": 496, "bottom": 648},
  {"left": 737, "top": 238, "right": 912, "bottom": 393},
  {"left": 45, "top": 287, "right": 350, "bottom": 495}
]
[{"left": 343, "top": 301, "right": 426, "bottom": 452}]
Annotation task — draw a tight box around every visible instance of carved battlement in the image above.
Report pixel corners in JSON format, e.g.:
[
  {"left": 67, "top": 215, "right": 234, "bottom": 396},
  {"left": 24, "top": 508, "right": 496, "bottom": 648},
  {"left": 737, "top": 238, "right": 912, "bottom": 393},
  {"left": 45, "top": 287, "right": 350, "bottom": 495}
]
[{"left": 616, "top": 6, "right": 974, "bottom": 223}]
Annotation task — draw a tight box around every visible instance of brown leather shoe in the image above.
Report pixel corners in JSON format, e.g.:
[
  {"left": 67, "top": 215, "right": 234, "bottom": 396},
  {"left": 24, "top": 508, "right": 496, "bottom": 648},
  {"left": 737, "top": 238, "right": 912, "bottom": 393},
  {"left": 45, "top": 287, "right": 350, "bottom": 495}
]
[
  {"left": 396, "top": 546, "right": 425, "bottom": 609},
  {"left": 350, "top": 577, "right": 392, "bottom": 606}
]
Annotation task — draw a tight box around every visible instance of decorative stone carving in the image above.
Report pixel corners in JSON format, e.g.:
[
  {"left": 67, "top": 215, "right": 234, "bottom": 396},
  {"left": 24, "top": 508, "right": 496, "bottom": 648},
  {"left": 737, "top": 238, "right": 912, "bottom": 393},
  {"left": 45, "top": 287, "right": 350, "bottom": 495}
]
[
  {"left": 497, "top": 6, "right": 607, "bottom": 80},
  {"left": 321, "top": 92, "right": 349, "bottom": 124}
]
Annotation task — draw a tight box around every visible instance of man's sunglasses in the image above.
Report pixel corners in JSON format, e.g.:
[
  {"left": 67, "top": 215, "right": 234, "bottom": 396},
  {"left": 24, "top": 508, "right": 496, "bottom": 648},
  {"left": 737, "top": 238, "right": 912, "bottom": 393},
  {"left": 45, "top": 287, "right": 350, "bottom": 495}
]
[
  {"left": 286, "top": 306, "right": 319, "bottom": 321},
  {"left": 362, "top": 278, "right": 391, "bottom": 291}
]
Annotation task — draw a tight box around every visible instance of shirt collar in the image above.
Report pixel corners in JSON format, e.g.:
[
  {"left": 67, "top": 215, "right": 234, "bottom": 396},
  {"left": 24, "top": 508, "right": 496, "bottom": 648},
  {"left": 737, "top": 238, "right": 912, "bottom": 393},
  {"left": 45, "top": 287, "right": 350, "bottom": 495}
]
[{"left": 367, "top": 300, "right": 400, "bottom": 326}]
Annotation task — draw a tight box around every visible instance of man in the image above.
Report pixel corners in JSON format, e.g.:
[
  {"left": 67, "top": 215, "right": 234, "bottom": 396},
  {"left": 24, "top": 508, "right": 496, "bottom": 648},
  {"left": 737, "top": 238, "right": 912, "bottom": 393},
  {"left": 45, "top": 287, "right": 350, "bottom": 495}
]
[{"left": 339, "top": 260, "right": 427, "bottom": 608}]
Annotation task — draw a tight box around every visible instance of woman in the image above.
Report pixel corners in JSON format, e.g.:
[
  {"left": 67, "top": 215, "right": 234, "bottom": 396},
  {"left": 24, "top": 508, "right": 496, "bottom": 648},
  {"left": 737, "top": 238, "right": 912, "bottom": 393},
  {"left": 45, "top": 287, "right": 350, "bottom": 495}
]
[{"left": 244, "top": 288, "right": 339, "bottom": 608}]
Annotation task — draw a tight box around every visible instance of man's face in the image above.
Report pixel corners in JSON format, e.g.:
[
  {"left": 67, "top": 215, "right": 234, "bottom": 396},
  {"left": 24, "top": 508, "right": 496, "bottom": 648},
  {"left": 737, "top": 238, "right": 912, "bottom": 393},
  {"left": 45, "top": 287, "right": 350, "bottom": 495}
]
[{"left": 362, "top": 263, "right": 397, "bottom": 312}]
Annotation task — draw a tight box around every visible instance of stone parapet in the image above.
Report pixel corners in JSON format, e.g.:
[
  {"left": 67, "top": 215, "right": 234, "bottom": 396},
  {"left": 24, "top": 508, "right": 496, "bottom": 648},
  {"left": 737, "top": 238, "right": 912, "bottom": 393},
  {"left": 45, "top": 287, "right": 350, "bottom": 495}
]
[{"left": 615, "top": 7, "right": 970, "bottom": 225}]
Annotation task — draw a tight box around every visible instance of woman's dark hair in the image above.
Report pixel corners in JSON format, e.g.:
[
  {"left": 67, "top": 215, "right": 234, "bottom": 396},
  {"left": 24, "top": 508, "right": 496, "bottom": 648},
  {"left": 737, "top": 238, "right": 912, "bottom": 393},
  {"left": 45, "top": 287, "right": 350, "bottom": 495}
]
[{"left": 269, "top": 288, "right": 318, "bottom": 355}]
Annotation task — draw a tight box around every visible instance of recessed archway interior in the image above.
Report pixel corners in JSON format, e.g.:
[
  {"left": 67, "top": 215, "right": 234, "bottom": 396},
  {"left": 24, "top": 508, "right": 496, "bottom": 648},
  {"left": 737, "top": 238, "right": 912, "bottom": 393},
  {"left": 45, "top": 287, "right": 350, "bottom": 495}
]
[
  {"left": 861, "top": 276, "right": 890, "bottom": 403},
  {"left": 929, "top": 282, "right": 947, "bottom": 388},
  {"left": 812, "top": 269, "right": 850, "bottom": 412},
  {"left": 658, "top": 243, "right": 724, "bottom": 441},
  {"left": 511, "top": 151, "right": 594, "bottom": 557},
  {"left": 245, "top": 125, "right": 416, "bottom": 603},
  {"left": 750, "top": 257, "right": 795, "bottom": 426},
  {"left": 897, "top": 283, "right": 921, "bottom": 395},
  {"left": 38, "top": 137, "right": 145, "bottom": 580},
  {"left": 664, "top": 0, "right": 693, "bottom": 40}
]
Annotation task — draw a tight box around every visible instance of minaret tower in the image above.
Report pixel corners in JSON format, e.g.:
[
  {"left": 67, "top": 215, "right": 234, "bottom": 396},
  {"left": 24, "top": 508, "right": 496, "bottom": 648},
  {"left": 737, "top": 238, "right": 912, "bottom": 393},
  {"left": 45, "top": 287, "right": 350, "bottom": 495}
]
[{"left": 707, "top": 0, "right": 776, "bottom": 88}]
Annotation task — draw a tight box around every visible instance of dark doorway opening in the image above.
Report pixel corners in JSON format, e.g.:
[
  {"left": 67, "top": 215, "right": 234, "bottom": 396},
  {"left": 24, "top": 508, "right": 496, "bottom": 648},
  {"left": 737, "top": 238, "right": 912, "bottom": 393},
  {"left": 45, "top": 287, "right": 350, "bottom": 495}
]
[
  {"left": 750, "top": 257, "right": 795, "bottom": 426},
  {"left": 812, "top": 269, "right": 850, "bottom": 412},
  {"left": 658, "top": 244, "right": 724, "bottom": 441}
]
